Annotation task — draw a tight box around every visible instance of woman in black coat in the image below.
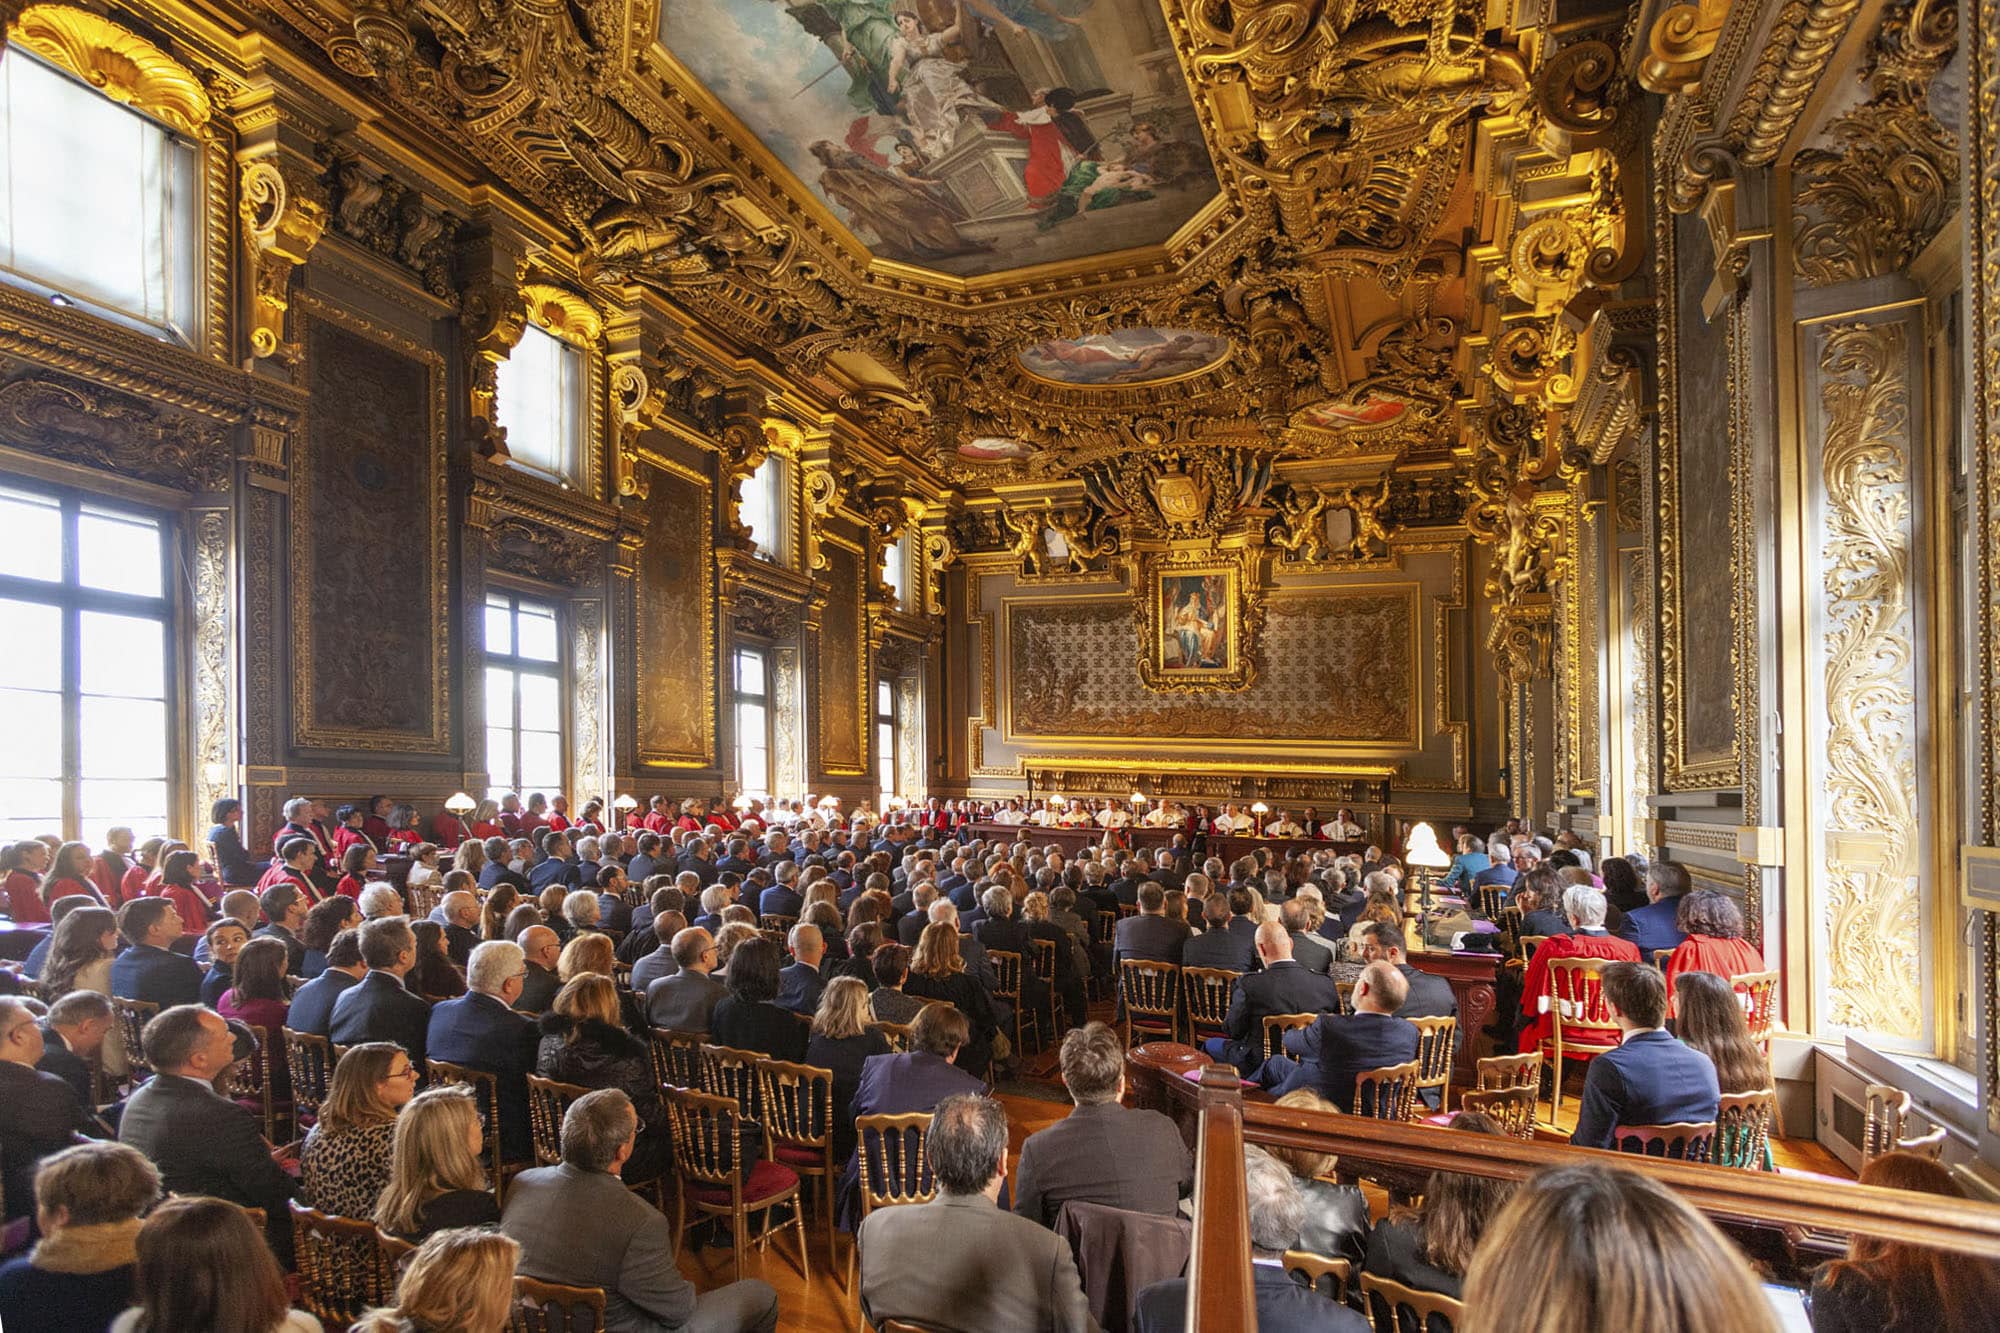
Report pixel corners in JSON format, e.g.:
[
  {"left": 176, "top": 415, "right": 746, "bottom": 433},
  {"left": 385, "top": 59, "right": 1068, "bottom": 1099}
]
[
  {"left": 536, "top": 974, "right": 668, "bottom": 1183},
  {"left": 710, "top": 936, "right": 809, "bottom": 1063},
  {"left": 802, "top": 976, "right": 892, "bottom": 1161},
  {"left": 903, "top": 922, "right": 996, "bottom": 1079}
]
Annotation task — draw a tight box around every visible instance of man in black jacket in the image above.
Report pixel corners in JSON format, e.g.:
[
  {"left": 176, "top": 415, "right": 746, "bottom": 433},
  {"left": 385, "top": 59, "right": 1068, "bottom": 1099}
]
[
  {"left": 0, "top": 997, "right": 95, "bottom": 1225},
  {"left": 1213, "top": 922, "right": 1343, "bottom": 1073},
  {"left": 1181, "top": 892, "right": 1257, "bottom": 974},
  {"left": 287, "top": 928, "right": 365, "bottom": 1035},
  {"left": 118, "top": 1004, "right": 300, "bottom": 1261},
  {"left": 329, "top": 917, "right": 433, "bottom": 1065}
]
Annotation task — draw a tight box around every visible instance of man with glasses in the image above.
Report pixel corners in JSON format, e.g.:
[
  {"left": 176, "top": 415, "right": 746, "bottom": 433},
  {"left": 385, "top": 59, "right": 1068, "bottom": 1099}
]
[
  {"left": 514, "top": 924, "right": 564, "bottom": 1012},
  {"left": 644, "top": 927, "right": 726, "bottom": 1033},
  {"left": 428, "top": 940, "right": 539, "bottom": 1163},
  {"left": 0, "top": 996, "right": 95, "bottom": 1228}
]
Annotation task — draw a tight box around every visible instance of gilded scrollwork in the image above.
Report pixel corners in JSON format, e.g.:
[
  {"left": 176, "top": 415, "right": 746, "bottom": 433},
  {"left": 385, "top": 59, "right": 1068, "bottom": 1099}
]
[
  {"left": 242, "top": 158, "right": 330, "bottom": 362},
  {"left": 322, "top": 154, "right": 461, "bottom": 298},
  {"left": 0, "top": 368, "right": 233, "bottom": 490},
  {"left": 9, "top": 5, "right": 211, "bottom": 134},
  {"left": 570, "top": 599, "right": 605, "bottom": 803},
  {"left": 191, "top": 510, "right": 231, "bottom": 825}
]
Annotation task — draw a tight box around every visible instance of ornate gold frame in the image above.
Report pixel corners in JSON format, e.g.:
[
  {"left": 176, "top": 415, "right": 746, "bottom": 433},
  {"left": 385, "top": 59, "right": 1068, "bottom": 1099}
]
[
  {"left": 632, "top": 450, "right": 717, "bottom": 768},
  {"left": 1136, "top": 546, "right": 1261, "bottom": 693}
]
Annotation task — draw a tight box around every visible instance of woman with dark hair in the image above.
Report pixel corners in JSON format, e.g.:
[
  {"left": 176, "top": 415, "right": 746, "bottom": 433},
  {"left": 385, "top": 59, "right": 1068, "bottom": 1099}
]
[
  {"left": 904, "top": 921, "right": 996, "bottom": 1078},
  {"left": 407, "top": 921, "right": 467, "bottom": 1000},
  {"left": 332, "top": 804, "right": 376, "bottom": 860},
  {"left": 217, "top": 935, "right": 292, "bottom": 1102},
  {"left": 152, "top": 850, "right": 212, "bottom": 933},
  {"left": 1, "top": 839, "right": 51, "bottom": 922},
  {"left": 112, "top": 1196, "right": 322, "bottom": 1332},
  {"left": 1661, "top": 890, "right": 1765, "bottom": 999},
  {"left": 501, "top": 902, "right": 543, "bottom": 940},
  {"left": 201, "top": 919, "right": 250, "bottom": 1008},
  {"left": 868, "top": 943, "right": 926, "bottom": 1024},
  {"left": 1673, "top": 969, "right": 1774, "bottom": 1168},
  {"left": 1809, "top": 1151, "right": 2000, "bottom": 1331},
  {"left": 1599, "top": 854, "right": 1647, "bottom": 915},
  {"left": 383, "top": 802, "right": 422, "bottom": 850},
  {"left": 207, "top": 798, "right": 264, "bottom": 887},
  {"left": 1364, "top": 1111, "right": 1517, "bottom": 1306},
  {"left": 709, "top": 936, "right": 808, "bottom": 1061},
  {"left": 481, "top": 884, "right": 522, "bottom": 941},
  {"left": 42, "top": 905, "right": 118, "bottom": 1003},
  {"left": 39, "top": 842, "right": 100, "bottom": 910},
  {"left": 334, "top": 844, "right": 375, "bottom": 902},
  {"left": 298, "top": 896, "right": 359, "bottom": 979}
]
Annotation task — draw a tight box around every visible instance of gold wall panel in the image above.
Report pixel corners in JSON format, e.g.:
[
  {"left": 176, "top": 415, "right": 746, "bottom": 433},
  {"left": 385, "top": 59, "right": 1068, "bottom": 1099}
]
[
  {"left": 291, "top": 306, "right": 449, "bottom": 752},
  {"left": 1004, "top": 588, "right": 1418, "bottom": 748},
  {"left": 634, "top": 458, "right": 716, "bottom": 767},
  {"left": 1969, "top": 0, "right": 2000, "bottom": 1130},
  {"left": 815, "top": 535, "right": 867, "bottom": 776}
]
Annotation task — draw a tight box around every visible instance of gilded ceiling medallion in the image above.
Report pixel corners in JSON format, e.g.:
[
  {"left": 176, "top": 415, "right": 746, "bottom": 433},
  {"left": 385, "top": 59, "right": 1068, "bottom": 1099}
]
[
  {"left": 1299, "top": 394, "right": 1409, "bottom": 431},
  {"left": 656, "top": 0, "right": 1221, "bottom": 277},
  {"left": 1015, "top": 329, "right": 1231, "bottom": 385}
]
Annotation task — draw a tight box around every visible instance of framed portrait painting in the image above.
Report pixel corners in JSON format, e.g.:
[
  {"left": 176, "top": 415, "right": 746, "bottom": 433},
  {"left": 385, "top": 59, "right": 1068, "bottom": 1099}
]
[{"left": 1138, "top": 549, "right": 1261, "bottom": 692}]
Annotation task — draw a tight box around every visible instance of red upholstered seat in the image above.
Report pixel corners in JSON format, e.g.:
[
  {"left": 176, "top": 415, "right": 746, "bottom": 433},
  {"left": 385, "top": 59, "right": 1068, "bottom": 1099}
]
[
  {"left": 772, "top": 1142, "right": 824, "bottom": 1169},
  {"left": 685, "top": 1158, "right": 800, "bottom": 1207}
]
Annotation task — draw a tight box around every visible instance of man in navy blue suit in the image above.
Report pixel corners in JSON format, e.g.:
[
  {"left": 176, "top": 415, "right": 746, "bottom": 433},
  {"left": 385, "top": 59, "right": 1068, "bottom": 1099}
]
[
  {"left": 427, "top": 940, "right": 539, "bottom": 1162},
  {"left": 837, "top": 1002, "right": 988, "bottom": 1232},
  {"left": 109, "top": 898, "right": 203, "bottom": 1009},
  {"left": 1570, "top": 960, "right": 1720, "bottom": 1151},
  {"left": 329, "top": 917, "right": 432, "bottom": 1065},
  {"left": 1253, "top": 961, "right": 1419, "bottom": 1113},
  {"left": 1619, "top": 860, "right": 1692, "bottom": 955},
  {"left": 758, "top": 863, "right": 805, "bottom": 920},
  {"left": 287, "top": 928, "right": 365, "bottom": 1036},
  {"left": 1182, "top": 893, "right": 1257, "bottom": 974},
  {"left": 1213, "top": 922, "right": 1341, "bottom": 1074}
]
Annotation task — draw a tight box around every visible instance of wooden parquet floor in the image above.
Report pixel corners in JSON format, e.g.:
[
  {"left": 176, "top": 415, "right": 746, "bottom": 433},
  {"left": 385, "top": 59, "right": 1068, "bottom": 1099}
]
[{"left": 672, "top": 1002, "right": 1850, "bottom": 1333}]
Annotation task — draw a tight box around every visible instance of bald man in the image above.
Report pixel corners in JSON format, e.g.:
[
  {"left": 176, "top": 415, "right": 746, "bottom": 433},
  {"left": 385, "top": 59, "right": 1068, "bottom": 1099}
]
[
  {"left": 430, "top": 890, "right": 481, "bottom": 967},
  {"left": 1211, "top": 922, "right": 1343, "bottom": 1074},
  {"left": 1253, "top": 961, "right": 1419, "bottom": 1112},
  {"left": 514, "top": 925, "right": 562, "bottom": 1012}
]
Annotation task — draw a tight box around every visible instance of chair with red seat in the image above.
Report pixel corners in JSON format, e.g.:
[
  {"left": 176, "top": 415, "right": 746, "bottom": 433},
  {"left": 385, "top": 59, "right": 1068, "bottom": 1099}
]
[
  {"left": 756, "top": 1057, "right": 837, "bottom": 1266},
  {"left": 661, "top": 1086, "right": 810, "bottom": 1284}
]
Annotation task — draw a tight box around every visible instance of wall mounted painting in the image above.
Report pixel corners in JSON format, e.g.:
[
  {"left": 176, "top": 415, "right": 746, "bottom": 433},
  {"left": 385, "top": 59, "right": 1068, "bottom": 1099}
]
[
  {"left": 658, "top": 0, "right": 1221, "bottom": 276},
  {"left": 1017, "top": 328, "right": 1230, "bottom": 385},
  {"left": 1138, "top": 549, "right": 1260, "bottom": 692}
]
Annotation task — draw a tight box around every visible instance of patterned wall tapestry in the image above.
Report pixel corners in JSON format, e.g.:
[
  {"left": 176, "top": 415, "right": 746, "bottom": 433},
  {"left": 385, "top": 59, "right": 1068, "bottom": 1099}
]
[
  {"left": 297, "top": 315, "right": 445, "bottom": 748},
  {"left": 817, "top": 540, "right": 865, "bottom": 773},
  {"left": 1007, "top": 591, "right": 1417, "bottom": 743},
  {"left": 635, "top": 464, "right": 714, "bottom": 765}
]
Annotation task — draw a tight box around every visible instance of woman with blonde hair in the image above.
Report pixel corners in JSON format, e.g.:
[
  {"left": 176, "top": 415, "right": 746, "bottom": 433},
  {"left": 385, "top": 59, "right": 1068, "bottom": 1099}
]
[
  {"left": 1461, "top": 1162, "right": 1776, "bottom": 1333},
  {"left": 353, "top": 1228, "right": 519, "bottom": 1333},
  {"left": 375, "top": 1086, "right": 499, "bottom": 1242},
  {"left": 557, "top": 930, "right": 615, "bottom": 983},
  {"left": 300, "top": 1041, "right": 415, "bottom": 1220},
  {"left": 450, "top": 838, "right": 486, "bottom": 880},
  {"left": 906, "top": 921, "right": 996, "bottom": 1078},
  {"left": 806, "top": 976, "right": 891, "bottom": 1160},
  {"left": 711, "top": 920, "right": 759, "bottom": 971},
  {"left": 536, "top": 974, "right": 666, "bottom": 1181},
  {"left": 479, "top": 884, "right": 521, "bottom": 942}
]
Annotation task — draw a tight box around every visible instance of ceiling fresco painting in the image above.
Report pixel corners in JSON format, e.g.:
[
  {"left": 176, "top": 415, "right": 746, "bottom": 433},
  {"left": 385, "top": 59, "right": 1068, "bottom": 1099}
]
[
  {"left": 658, "top": 0, "right": 1221, "bottom": 274},
  {"left": 1016, "top": 329, "right": 1231, "bottom": 385}
]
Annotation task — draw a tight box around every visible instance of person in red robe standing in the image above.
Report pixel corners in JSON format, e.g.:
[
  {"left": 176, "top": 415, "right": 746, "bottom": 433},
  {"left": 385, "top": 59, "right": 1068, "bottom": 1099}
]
[
  {"left": 1661, "top": 890, "right": 1767, "bottom": 1016},
  {"left": 0, "top": 839, "right": 50, "bottom": 923},
  {"left": 1518, "top": 883, "right": 1641, "bottom": 1056}
]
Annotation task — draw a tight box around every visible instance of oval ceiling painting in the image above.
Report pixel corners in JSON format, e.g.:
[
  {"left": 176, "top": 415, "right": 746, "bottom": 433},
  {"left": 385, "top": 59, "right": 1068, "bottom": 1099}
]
[
  {"left": 659, "top": 0, "right": 1222, "bottom": 278},
  {"left": 1017, "top": 329, "right": 1230, "bottom": 386},
  {"left": 1303, "top": 394, "right": 1408, "bottom": 429},
  {"left": 959, "top": 436, "right": 1036, "bottom": 460}
]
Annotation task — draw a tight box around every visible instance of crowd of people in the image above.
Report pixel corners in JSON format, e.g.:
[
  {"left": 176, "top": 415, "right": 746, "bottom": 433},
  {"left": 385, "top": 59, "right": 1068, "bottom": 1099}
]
[{"left": 0, "top": 793, "right": 1987, "bottom": 1331}]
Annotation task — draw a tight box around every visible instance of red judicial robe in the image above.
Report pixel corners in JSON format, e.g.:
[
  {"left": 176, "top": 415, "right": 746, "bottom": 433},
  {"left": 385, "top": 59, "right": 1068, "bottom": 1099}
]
[
  {"left": 1518, "top": 930, "right": 1642, "bottom": 1056},
  {"left": 2, "top": 870, "right": 46, "bottom": 923}
]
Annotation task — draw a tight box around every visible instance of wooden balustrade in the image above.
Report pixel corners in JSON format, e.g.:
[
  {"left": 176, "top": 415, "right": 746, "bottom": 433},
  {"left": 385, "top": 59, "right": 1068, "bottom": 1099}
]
[
  {"left": 1187, "top": 1064, "right": 1258, "bottom": 1332},
  {"left": 1129, "top": 1043, "right": 2000, "bottom": 1283}
]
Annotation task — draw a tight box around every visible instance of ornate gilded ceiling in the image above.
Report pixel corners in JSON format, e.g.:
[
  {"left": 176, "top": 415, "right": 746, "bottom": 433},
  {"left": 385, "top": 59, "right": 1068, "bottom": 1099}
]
[{"left": 248, "top": 0, "right": 1645, "bottom": 538}]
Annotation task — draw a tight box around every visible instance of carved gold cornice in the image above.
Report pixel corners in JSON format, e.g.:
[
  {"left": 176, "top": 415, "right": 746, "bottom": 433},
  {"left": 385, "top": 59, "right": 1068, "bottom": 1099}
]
[{"left": 8, "top": 4, "right": 211, "bottom": 133}]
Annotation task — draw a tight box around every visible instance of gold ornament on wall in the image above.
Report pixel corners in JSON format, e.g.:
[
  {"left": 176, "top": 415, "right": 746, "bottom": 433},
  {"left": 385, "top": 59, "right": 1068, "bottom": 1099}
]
[{"left": 9, "top": 5, "right": 211, "bottom": 134}]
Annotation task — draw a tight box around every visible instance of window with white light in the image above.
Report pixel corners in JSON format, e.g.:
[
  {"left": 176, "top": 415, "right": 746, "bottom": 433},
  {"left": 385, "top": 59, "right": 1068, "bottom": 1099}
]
[
  {"left": 484, "top": 593, "right": 565, "bottom": 799},
  {"left": 876, "top": 678, "right": 897, "bottom": 810},
  {"left": 0, "top": 482, "right": 173, "bottom": 845},
  {"left": 0, "top": 51, "right": 198, "bottom": 341},
  {"left": 495, "top": 323, "right": 584, "bottom": 482},
  {"left": 734, "top": 648, "right": 772, "bottom": 796},
  {"left": 740, "top": 454, "right": 788, "bottom": 562},
  {"left": 883, "top": 535, "right": 909, "bottom": 606}
]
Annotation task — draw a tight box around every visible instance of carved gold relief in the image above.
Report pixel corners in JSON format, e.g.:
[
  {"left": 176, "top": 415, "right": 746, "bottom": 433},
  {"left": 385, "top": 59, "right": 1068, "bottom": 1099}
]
[
  {"left": 9, "top": 5, "right": 210, "bottom": 134},
  {"left": 191, "top": 509, "right": 231, "bottom": 825},
  {"left": 241, "top": 159, "right": 330, "bottom": 363},
  {"left": 1639, "top": 0, "right": 1731, "bottom": 95},
  {"left": 1815, "top": 319, "right": 1922, "bottom": 1040},
  {"left": 570, "top": 599, "right": 605, "bottom": 803}
]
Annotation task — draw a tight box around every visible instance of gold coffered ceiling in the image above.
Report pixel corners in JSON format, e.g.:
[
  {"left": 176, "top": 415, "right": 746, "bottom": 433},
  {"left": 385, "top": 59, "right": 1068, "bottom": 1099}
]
[{"left": 251, "top": 0, "right": 1644, "bottom": 493}]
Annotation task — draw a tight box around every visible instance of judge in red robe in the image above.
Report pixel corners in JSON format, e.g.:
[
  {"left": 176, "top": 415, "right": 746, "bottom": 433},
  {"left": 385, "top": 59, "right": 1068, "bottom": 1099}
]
[
  {"left": 361, "top": 795, "right": 395, "bottom": 847},
  {"left": 258, "top": 837, "right": 325, "bottom": 905},
  {"left": 41, "top": 842, "right": 105, "bottom": 909},
  {"left": 1518, "top": 891, "right": 1641, "bottom": 1056},
  {"left": 0, "top": 839, "right": 49, "bottom": 923},
  {"left": 1660, "top": 890, "right": 1767, "bottom": 1016},
  {"left": 429, "top": 811, "right": 470, "bottom": 849}
]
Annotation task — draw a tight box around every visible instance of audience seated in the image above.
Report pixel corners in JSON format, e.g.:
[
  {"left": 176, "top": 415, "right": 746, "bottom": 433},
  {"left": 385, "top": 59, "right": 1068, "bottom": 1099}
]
[
  {"left": 216, "top": 935, "right": 293, "bottom": 1100},
  {"left": 1460, "top": 1162, "right": 1778, "bottom": 1332},
  {"left": 840, "top": 1003, "right": 987, "bottom": 1230},
  {"left": 0, "top": 1141, "right": 156, "bottom": 1333},
  {"left": 536, "top": 974, "right": 668, "bottom": 1183},
  {"left": 1365, "top": 1110, "right": 1514, "bottom": 1307},
  {"left": 409, "top": 920, "right": 469, "bottom": 1000},
  {"left": 375, "top": 1085, "right": 501, "bottom": 1241},
  {"left": 1618, "top": 860, "right": 1692, "bottom": 956},
  {"left": 116, "top": 1005, "right": 300, "bottom": 1262},
  {"left": 646, "top": 926, "right": 726, "bottom": 1033},
  {"left": 208, "top": 797, "right": 265, "bottom": 887},
  {"left": 112, "top": 1196, "right": 322, "bottom": 1332},
  {"left": 1672, "top": 971, "right": 1772, "bottom": 1111},
  {"left": 904, "top": 922, "right": 997, "bottom": 1078},
  {"left": 286, "top": 927, "right": 365, "bottom": 1037},
  {"left": 1661, "top": 891, "right": 1765, "bottom": 1005},
  {"left": 300, "top": 1041, "right": 413, "bottom": 1221},
  {"left": 503, "top": 1088, "right": 780, "bottom": 1333},
  {"left": 1014, "top": 1022, "right": 1192, "bottom": 1228},
  {"left": 1183, "top": 890, "right": 1259, "bottom": 973},
  {"left": 0, "top": 995, "right": 95, "bottom": 1227},
  {"left": 1135, "top": 1145, "right": 1366, "bottom": 1333},
  {"left": 711, "top": 936, "right": 809, "bottom": 1062},
  {"left": 1213, "top": 921, "right": 1342, "bottom": 1074},
  {"left": 1568, "top": 962, "right": 1720, "bottom": 1152},
  {"left": 1254, "top": 960, "right": 1419, "bottom": 1110},
  {"left": 859, "top": 1093, "right": 1093, "bottom": 1332},
  {"left": 426, "top": 940, "right": 538, "bottom": 1163},
  {"left": 108, "top": 898, "right": 202, "bottom": 1009},
  {"left": 777, "top": 922, "right": 828, "bottom": 1015},
  {"left": 1267, "top": 1090, "right": 1369, "bottom": 1265},
  {"left": 867, "top": 943, "right": 927, "bottom": 1024},
  {"left": 804, "top": 976, "right": 892, "bottom": 1163},
  {"left": 298, "top": 896, "right": 358, "bottom": 979},
  {"left": 514, "top": 924, "right": 564, "bottom": 1012},
  {"left": 1112, "top": 883, "right": 1188, "bottom": 968},
  {"left": 1516, "top": 885, "right": 1640, "bottom": 1055},
  {"left": 330, "top": 918, "right": 433, "bottom": 1066},
  {"left": 1808, "top": 1151, "right": 2000, "bottom": 1333},
  {"left": 628, "top": 907, "right": 685, "bottom": 994},
  {"left": 353, "top": 1227, "right": 518, "bottom": 1333},
  {"left": 39, "top": 990, "right": 114, "bottom": 1105},
  {"left": 431, "top": 889, "right": 483, "bottom": 967},
  {"left": 1511, "top": 869, "right": 1570, "bottom": 939}
]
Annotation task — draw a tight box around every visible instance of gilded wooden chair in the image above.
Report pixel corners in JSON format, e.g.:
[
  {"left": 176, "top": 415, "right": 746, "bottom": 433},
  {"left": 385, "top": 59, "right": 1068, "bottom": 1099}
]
[
  {"left": 1610, "top": 1121, "right": 1717, "bottom": 1161},
  {"left": 870, "top": 1019, "right": 914, "bottom": 1053},
  {"left": 1334, "top": 980, "right": 1356, "bottom": 1014},
  {"left": 988, "top": 949, "right": 1042, "bottom": 1054},
  {"left": 1458, "top": 1085, "right": 1538, "bottom": 1140},
  {"left": 1182, "top": 966, "right": 1241, "bottom": 1047},
  {"left": 698, "top": 1043, "right": 764, "bottom": 1125},
  {"left": 661, "top": 1086, "right": 810, "bottom": 1284},
  {"left": 1354, "top": 1059, "right": 1421, "bottom": 1122},
  {"left": 288, "top": 1201, "right": 408, "bottom": 1328},
  {"left": 510, "top": 1274, "right": 607, "bottom": 1332},
  {"left": 1494, "top": 905, "right": 1523, "bottom": 946},
  {"left": 404, "top": 880, "right": 442, "bottom": 920},
  {"left": 1862, "top": 1083, "right": 1948, "bottom": 1168},
  {"left": 1408, "top": 1015, "right": 1456, "bottom": 1110},
  {"left": 1284, "top": 1249, "right": 1352, "bottom": 1303},
  {"left": 1649, "top": 948, "right": 1674, "bottom": 968},
  {"left": 1542, "top": 956, "right": 1622, "bottom": 1125},
  {"left": 1361, "top": 1272, "right": 1465, "bottom": 1333},
  {"left": 1732, "top": 970, "right": 1781, "bottom": 1049},
  {"left": 1118, "top": 958, "right": 1180, "bottom": 1047},
  {"left": 525, "top": 1073, "right": 594, "bottom": 1168},
  {"left": 758, "top": 913, "right": 798, "bottom": 936},
  {"left": 1027, "top": 938, "right": 1065, "bottom": 1033},
  {"left": 1474, "top": 1050, "right": 1541, "bottom": 1091},
  {"left": 1261, "top": 1011, "right": 1320, "bottom": 1063},
  {"left": 1712, "top": 1089, "right": 1777, "bottom": 1170},
  {"left": 223, "top": 1045, "right": 285, "bottom": 1146},
  {"left": 647, "top": 1026, "right": 704, "bottom": 1091},
  {"left": 1474, "top": 883, "right": 1508, "bottom": 920},
  {"left": 424, "top": 1059, "right": 524, "bottom": 1205},
  {"left": 611, "top": 961, "right": 633, "bottom": 991},
  {"left": 109, "top": 996, "right": 158, "bottom": 1082},
  {"left": 1516, "top": 933, "right": 1550, "bottom": 965},
  {"left": 757, "top": 1057, "right": 838, "bottom": 1266},
  {"left": 849, "top": 1111, "right": 936, "bottom": 1296}
]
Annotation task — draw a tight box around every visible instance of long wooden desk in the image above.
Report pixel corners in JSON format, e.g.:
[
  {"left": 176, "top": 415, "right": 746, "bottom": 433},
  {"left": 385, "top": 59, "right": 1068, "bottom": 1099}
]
[{"left": 959, "top": 821, "right": 1370, "bottom": 863}]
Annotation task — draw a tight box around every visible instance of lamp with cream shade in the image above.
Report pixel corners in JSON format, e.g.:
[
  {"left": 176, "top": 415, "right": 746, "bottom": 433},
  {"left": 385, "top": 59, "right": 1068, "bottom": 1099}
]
[
  {"left": 1404, "top": 820, "right": 1452, "bottom": 935},
  {"left": 444, "top": 791, "right": 476, "bottom": 815}
]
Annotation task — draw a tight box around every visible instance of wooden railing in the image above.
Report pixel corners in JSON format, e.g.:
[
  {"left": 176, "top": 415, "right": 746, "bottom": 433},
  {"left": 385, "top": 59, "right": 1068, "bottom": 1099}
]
[
  {"left": 1132, "top": 1043, "right": 2000, "bottom": 1300},
  {"left": 1186, "top": 1067, "right": 1257, "bottom": 1331}
]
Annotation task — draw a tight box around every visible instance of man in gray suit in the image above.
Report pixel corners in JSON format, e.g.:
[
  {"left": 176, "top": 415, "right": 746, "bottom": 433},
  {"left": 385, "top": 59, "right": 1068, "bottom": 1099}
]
[
  {"left": 503, "top": 1088, "right": 778, "bottom": 1333},
  {"left": 1014, "top": 1022, "right": 1192, "bottom": 1228},
  {"left": 859, "top": 1093, "right": 1097, "bottom": 1332},
  {"left": 645, "top": 928, "right": 726, "bottom": 1032}
]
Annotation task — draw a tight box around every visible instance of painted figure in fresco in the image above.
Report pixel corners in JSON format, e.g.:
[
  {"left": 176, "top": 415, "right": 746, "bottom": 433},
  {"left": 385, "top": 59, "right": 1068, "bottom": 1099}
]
[
  {"left": 887, "top": 3, "right": 1005, "bottom": 158},
  {"left": 809, "top": 140, "right": 991, "bottom": 257},
  {"left": 1172, "top": 589, "right": 1203, "bottom": 667}
]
